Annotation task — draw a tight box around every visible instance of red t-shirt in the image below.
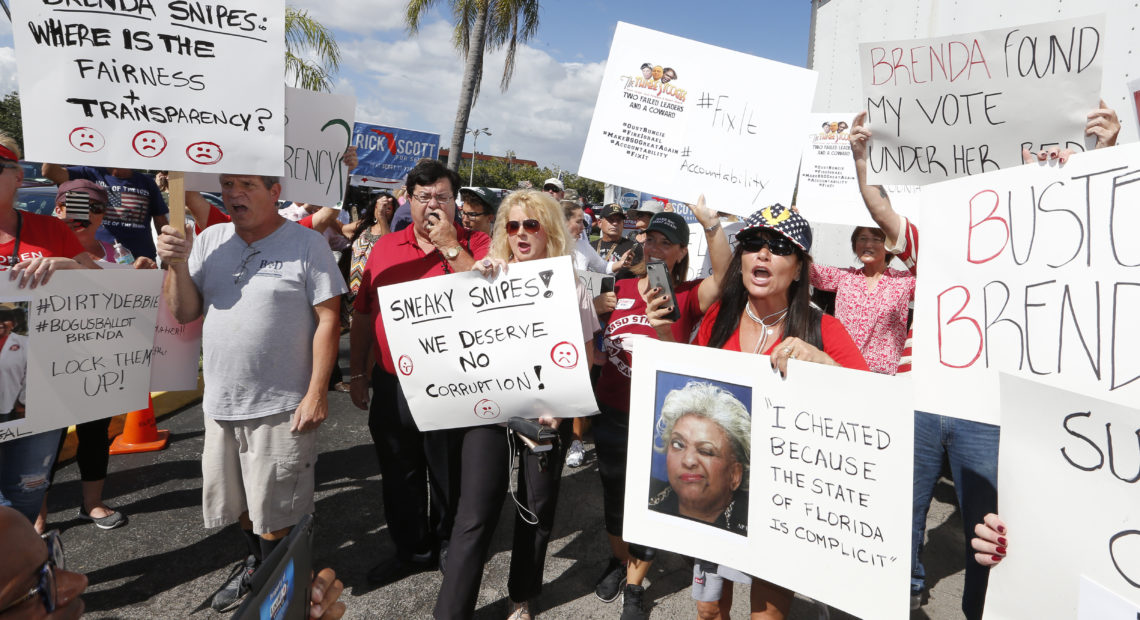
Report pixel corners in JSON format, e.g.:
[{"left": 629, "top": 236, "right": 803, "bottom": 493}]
[
  {"left": 0, "top": 212, "right": 86, "bottom": 269},
  {"left": 595, "top": 277, "right": 705, "bottom": 411},
  {"left": 194, "top": 208, "right": 313, "bottom": 234},
  {"left": 354, "top": 224, "right": 491, "bottom": 375},
  {"left": 694, "top": 301, "right": 869, "bottom": 371}
]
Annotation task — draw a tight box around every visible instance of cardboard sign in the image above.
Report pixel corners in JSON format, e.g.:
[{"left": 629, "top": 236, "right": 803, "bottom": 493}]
[
  {"left": 625, "top": 340, "right": 912, "bottom": 620},
  {"left": 795, "top": 112, "right": 921, "bottom": 227},
  {"left": 911, "top": 142, "right": 1140, "bottom": 424},
  {"left": 150, "top": 297, "right": 201, "bottom": 392},
  {"left": 579, "top": 22, "right": 818, "bottom": 218},
  {"left": 0, "top": 270, "right": 162, "bottom": 443},
  {"left": 352, "top": 122, "right": 440, "bottom": 184},
  {"left": 13, "top": 0, "right": 285, "bottom": 174},
  {"left": 859, "top": 15, "right": 1103, "bottom": 185},
  {"left": 377, "top": 256, "right": 597, "bottom": 430},
  {"left": 187, "top": 87, "right": 355, "bottom": 205},
  {"left": 984, "top": 375, "right": 1140, "bottom": 619}
]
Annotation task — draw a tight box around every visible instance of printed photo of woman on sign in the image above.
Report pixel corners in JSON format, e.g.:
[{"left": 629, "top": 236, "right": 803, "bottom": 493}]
[
  {"left": 0, "top": 303, "right": 29, "bottom": 425},
  {"left": 648, "top": 373, "right": 750, "bottom": 536}
]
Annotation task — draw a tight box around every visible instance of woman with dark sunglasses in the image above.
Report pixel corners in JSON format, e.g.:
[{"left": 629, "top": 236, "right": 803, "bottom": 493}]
[
  {"left": 0, "top": 507, "right": 86, "bottom": 619},
  {"left": 436, "top": 190, "right": 601, "bottom": 620}
]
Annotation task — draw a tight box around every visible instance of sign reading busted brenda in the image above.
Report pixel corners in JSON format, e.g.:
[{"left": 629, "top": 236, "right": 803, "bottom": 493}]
[
  {"left": 625, "top": 340, "right": 912, "bottom": 620},
  {"left": 376, "top": 256, "right": 596, "bottom": 431},
  {"left": 12, "top": 0, "right": 285, "bottom": 174},
  {"left": 859, "top": 14, "right": 1103, "bottom": 185},
  {"left": 578, "top": 22, "right": 817, "bottom": 218},
  {"left": 911, "top": 142, "right": 1140, "bottom": 424},
  {"left": 984, "top": 375, "right": 1140, "bottom": 619}
]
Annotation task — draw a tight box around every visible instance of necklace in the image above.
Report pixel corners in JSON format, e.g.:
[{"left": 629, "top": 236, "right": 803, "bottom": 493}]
[{"left": 744, "top": 302, "right": 787, "bottom": 354}]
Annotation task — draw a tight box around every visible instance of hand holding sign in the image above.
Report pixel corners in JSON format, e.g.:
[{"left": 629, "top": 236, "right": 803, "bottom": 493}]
[
  {"left": 971, "top": 513, "right": 1008, "bottom": 566},
  {"left": 1085, "top": 100, "right": 1121, "bottom": 149}
]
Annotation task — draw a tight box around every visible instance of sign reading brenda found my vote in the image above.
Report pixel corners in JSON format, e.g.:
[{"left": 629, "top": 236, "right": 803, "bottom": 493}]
[
  {"left": 12, "top": 0, "right": 285, "bottom": 174},
  {"left": 624, "top": 340, "right": 912, "bottom": 620},
  {"left": 578, "top": 22, "right": 817, "bottom": 218},
  {"left": 859, "top": 15, "right": 1103, "bottom": 185},
  {"left": 911, "top": 142, "right": 1140, "bottom": 424},
  {"left": 377, "top": 256, "right": 596, "bottom": 430},
  {"left": 984, "top": 375, "right": 1140, "bottom": 619}
]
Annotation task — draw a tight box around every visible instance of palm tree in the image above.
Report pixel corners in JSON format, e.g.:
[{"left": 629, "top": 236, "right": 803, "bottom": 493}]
[
  {"left": 406, "top": 0, "right": 541, "bottom": 171},
  {"left": 285, "top": 7, "right": 342, "bottom": 92}
]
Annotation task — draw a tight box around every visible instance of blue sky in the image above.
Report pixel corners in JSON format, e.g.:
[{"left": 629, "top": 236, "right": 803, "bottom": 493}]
[{"left": 0, "top": 1, "right": 812, "bottom": 173}]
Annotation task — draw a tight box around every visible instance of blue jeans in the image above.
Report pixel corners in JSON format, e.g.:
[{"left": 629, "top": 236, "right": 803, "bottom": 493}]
[
  {"left": 911, "top": 411, "right": 999, "bottom": 620},
  {"left": 0, "top": 429, "right": 64, "bottom": 522}
]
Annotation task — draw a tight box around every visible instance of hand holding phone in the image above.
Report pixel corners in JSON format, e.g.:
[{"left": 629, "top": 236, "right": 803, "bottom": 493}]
[{"left": 645, "top": 259, "right": 679, "bottom": 322}]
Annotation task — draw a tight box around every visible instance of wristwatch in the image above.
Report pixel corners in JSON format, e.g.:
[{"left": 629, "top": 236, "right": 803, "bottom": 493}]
[{"left": 443, "top": 246, "right": 460, "bottom": 260}]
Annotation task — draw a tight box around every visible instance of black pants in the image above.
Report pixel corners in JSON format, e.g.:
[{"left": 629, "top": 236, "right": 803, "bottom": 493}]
[
  {"left": 434, "top": 424, "right": 568, "bottom": 619},
  {"left": 52, "top": 417, "right": 111, "bottom": 482},
  {"left": 368, "top": 368, "right": 457, "bottom": 563},
  {"left": 593, "top": 405, "right": 655, "bottom": 562}
]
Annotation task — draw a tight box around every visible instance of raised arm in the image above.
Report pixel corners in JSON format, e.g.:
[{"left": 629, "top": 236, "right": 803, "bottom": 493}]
[
  {"left": 692, "top": 195, "right": 731, "bottom": 312},
  {"left": 156, "top": 224, "right": 203, "bottom": 323},
  {"left": 849, "top": 111, "right": 904, "bottom": 246},
  {"left": 41, "top": 163, "right": 69, "bottom": 186}
]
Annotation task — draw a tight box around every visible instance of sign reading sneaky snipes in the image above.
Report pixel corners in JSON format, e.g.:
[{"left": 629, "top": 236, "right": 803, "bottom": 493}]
[{"left": 376, "top": 256, "right": 597, "bottom": 431}]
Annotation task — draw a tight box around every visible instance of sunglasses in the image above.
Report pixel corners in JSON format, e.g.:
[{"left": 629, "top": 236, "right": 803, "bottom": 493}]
[
  {"left": 461, "top": 210, "right": 489, "bottom": 219},
  {"left": 739, "top": 234, "right": 797, "bottom": 256},
  {"left": 0, "top": 531, "right": 66, "bottom": 614},
  {"left": 506, "top": 219, "right": 541, "bottom": 235}
]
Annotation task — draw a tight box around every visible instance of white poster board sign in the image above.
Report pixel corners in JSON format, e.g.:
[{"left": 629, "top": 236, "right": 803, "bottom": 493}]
[
  {"left": 377, "top": 256, "right": 597, "bottom": 430},
  {"left": 984, "top": 374, "right": 1140, "bottom": 619},
  {"left": 150, "top": 298, "right": 201, "bottom": 392},
  {"left": 13, "top": 0, "right": 285, "bottom": 174},
  {"left": 911, "top": 142, "right": 1140, "bottom": 424},
  {"left": 859, "top": 15, "right": 1103, "bottom": 185},
  {"left": 1078, "top": 576, "right": 1140, "bottom": 620},
  {"left": 796, "top": 112, "right": 920, "bottom": 227},
  {"left": 187, "top": 87, "right": 356, "bottom": 205},
  {"left": 626, "top": 340, "right": 912, "bottom": 620},
  {"left": 0, "top": 270, "right": 162, "bottom": 443},
  {"left": 576, "top": 269, "right": 609, "bottom": 301},
  {"left": 579, "top": 22, "right": 818, "bottom": 218}
]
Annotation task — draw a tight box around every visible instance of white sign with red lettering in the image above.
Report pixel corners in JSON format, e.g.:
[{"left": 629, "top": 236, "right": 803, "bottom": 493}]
[{"left": 911, "top": 142, "right": 1140, "bottom": 423}]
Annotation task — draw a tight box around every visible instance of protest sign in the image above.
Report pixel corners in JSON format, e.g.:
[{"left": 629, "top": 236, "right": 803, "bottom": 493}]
[
  {"left": 578, "top": 22, "right": 817, "bottom": 218},
  {"left": 795, "top": 112, "right": 921, "bottom": 227},
  {"left": 984, "top": 374, "right": 1140, "bottom": 619},
  {"left": 1078, "top": 577, "right": 1140, "bottom": 620},
  {"left": 859, "top": 15, "right": 1103, "bottom": 185},
  {"left": 352, "top": 122, "right": 440, "bottom": 185},
  {"left": 626, "top": 340, "right": 912, "bottom": 620},
  {"left": 377, "top": 256, "right": 596, "bottom": 430},
  {"left": 150, "top": 298, "right": 201, "bottom": 392},
  {"left": 911, "top": 142, "right": 1140, "bottom": 424},
  {"left": 0, "top": 270, "right": 162, "bottom": 443},
  {"left": 576, "top": 269, "right": 609, "bottom": 301},
  {"left": 186, "top": 87, "right": 355, "bottom": 205},
  {"left": 12, "top": 0, "right": 285, "bottom": 174}
]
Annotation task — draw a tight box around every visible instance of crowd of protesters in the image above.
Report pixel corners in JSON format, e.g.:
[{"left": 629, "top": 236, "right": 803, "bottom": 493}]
[{"left": 0, "top": 95, "right": 1125, "bottom": 620}]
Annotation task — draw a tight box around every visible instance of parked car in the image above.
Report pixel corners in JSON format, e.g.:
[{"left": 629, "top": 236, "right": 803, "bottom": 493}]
[{"left": 15, "top": 184, "right": 57, "bottom": 216}]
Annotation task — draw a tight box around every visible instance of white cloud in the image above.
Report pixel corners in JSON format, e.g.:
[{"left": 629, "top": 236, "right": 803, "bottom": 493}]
[
  {"left": 288, "top": 0, "right": 410, "bottom": 35},
  {"left": 0, "top": 47, "right": 19, "bottom": 96}
]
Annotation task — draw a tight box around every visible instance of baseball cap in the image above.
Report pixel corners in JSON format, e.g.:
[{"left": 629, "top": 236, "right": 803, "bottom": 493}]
[
  {"left": 56, "top": 179, "right": 109, "bottom": 205},
  {"left": 459, "top": 187, "right": 501, "bottom": 212},
  {"left": 646, "top": 212, "right": 690, "bottom": 245},
  {"left": 597, "top": 203, "right": 624, "bottom": 219},
  {"left": 630, "top": 200, "right": 665, "bottom": 215},
  {"left": 543, "top": 177, "right": 564, "bottom": 192},
  {"left": 736, "top": 204, "right": 812, "bottom": 253}
]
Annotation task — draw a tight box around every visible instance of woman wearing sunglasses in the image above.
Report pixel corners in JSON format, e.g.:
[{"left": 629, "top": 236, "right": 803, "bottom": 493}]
[
  {"left": 435, "top": 190, "right": 600, "bottom": 620},
  {"left": 680, "top": 205, "right": 867, "bottom": 620},
  {"left": 0, "top": 507, "right": 86, "bottom": 619},
  {"left": 591, "top": 198, "right": 730, "bottom": 619}
]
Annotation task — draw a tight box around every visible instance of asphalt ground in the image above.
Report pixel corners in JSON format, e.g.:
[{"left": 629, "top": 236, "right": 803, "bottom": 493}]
[{"left": 40, "top": 342, "right": 971, "bottom": 619}]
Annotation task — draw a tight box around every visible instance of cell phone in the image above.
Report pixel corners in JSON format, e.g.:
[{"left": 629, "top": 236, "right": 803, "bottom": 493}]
[
  {"left": 645, "top": 259, "right": 680, "bottom": 322},
  {"left": 600, "top": 275, "right": 615, "bottom": 294},
  {"left": 508, "top": 416, "right": 557, "bottom": 444},
  {"left": 64, "top": 191, "right": 91, "bottom": 224}
]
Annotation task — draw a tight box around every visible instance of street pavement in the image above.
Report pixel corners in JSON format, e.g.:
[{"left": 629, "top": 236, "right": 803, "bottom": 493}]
[{"left": 41, "top": 345, "right": 971, "bottom": 619}]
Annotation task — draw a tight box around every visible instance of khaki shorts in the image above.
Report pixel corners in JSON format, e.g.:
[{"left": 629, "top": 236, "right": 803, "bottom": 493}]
[{"left": 202, "top": 410, "right": 317, "bottom": 535}]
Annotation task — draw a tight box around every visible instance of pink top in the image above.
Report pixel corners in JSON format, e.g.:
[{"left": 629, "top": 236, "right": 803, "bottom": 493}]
[{"left": 810, "top": 263, "right": 915, "bottom": 375}]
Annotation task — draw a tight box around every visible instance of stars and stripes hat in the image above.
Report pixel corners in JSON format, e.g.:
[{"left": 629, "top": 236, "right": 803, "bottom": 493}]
[
  {"left": 56, "top": 179, "right": 108, "bottom": 208},
  {"left": 736, "top": 204, "right": 812, "bottom": 253}
]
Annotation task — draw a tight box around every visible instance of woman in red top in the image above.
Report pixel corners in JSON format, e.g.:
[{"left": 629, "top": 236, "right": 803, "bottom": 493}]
[
  {"left": 685, "top": 204, "right": 866, "bottom": 620},
  {"left": 591, "top": 197, "right": 731, "bottom": 618}
]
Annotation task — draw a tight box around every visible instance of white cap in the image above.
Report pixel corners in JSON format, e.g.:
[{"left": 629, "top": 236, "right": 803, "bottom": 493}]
[{"left": 543, "top": 177, "right": 564, "bottom": 192}]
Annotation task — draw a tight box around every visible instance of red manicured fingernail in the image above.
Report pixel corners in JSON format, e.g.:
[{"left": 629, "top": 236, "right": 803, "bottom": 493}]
[
  {"left": 997, "top": 537, "right": 1006, "bottom": 546},
  {"left": 991, "top": 555, "right": 1002, "bottom": 562},
  {"left": 997, "top": 525, "right": 1005, "bottom": 534},
  {"left": 995, "top": 546, "right": 1006, "bottom": 555}
]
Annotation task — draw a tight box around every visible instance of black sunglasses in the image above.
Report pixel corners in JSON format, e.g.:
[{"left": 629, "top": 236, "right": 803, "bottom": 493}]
[
  {"left": 739, "top": 234, "right": 796, "bottom": 256},
  {"left": 506, "top": 219, "right": 541, "bottom": 235},
  {"left": 0, "top": 531, "right": 65, "bottom": 614}
]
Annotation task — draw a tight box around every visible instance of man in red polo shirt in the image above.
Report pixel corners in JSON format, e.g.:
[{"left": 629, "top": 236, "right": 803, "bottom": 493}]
[{"left": 348, "top": 160, "right": 490, "bottom": 586}]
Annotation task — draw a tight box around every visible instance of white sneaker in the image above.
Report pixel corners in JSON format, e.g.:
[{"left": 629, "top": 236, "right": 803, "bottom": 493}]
[{"left": 566, "top": 439, "right": 585, "bottom": 467}]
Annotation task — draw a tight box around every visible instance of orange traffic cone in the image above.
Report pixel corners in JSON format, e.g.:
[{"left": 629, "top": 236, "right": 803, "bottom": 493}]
[{"left": 109, "top": 395, "right": 169, "bottom": 455}]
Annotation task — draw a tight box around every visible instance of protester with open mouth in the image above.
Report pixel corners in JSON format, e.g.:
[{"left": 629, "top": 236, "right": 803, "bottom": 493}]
[
  {"left": 436, "top": 189, "right": 600, "bottom": 620},
  {"left": 592, "top": 197, "right": 730, "bottom": 620}
]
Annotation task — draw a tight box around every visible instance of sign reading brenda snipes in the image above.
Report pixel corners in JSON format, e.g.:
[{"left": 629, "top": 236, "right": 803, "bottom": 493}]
[
  {"left": 859, "top": 14, "right": 1104, "bottom": 186},
  {"left": 376, "top": 256, "right": 597, "bottom": 431},
  {"left": 13, "top": 0, "right": 285, "bottom": 174},
  {"left": 578, "top": 22, "right": 817, "bottom": 218}
]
